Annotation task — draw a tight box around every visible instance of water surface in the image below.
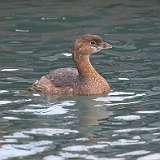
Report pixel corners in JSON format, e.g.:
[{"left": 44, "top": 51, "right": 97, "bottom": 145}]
[{"left": 0, "top": 0, "right": 160, "bottom": 160}]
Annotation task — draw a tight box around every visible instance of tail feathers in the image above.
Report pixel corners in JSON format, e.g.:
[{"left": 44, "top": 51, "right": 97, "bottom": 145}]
[
  {"left": 27, "top": 80, "right": 42, "bottom": 92},
  {"left": 28, "top": 76, "right": 54, "bottom": 94},
  {"left": 15, "top": 80, "right": 40, "bottom": 96}
]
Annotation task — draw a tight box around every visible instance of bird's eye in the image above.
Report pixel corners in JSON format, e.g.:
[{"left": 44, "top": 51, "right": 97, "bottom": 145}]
[{"left": 90, "top": 41, "right": 96, "bottom": 45}]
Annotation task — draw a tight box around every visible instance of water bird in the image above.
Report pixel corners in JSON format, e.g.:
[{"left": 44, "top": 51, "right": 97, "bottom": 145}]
[{"left": 29, "top": 34, "right": 112, "bottom": 96}]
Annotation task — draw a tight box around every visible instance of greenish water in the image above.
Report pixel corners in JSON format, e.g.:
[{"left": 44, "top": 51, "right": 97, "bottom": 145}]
[{"left": 0, "top": 0, "right": 160, "bottom": 160}]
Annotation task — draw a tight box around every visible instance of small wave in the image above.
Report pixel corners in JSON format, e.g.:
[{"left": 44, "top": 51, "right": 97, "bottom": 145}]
[
  {"left": 3, "top": 116, "right": 21, "bottom": 120},
  {"left": 98, "top": 139, "right": 145, "bottom": 146},
  {"left": 116, "top": 150, "right": 150, "bottom": 157},
  {"left": 137, "top": 153, "right": 160, "bottom": 160},
  {"left": 15, "top": 29, "right": 29, "bottom": 32},
  {"left": 118, "top": 77, "right": 130, "bottom": 81},
  {"left": 1, "top": 68, "right": 19, "bottom": 72},
  {"left": 62, "top": 144, "right": 108, "bottom": 152},
  {"left": 94, "top": 92, "right": 145, "bottom": 104},
  {"left": 62, "top": 52, "right": 72, "bottom": 57},
  {"left": 0, "top": 141, "right": 52, "bottom": 160},
  {"left": 43, "top": 155, "right": 64, "bottom": 160},
  {"left": 60, "top": 152, "right": 124, "bottom": 160},
  {"left": 114, "top": 127, "right": 160, "bottom": 133},
  {"left": 0, "top": 90, "right": 9, "bottom": 94},
  {"left": 41, "top": 17, "right": 58, "bottom": 21},
  {"left": 136, "top": 110, "right": 160, "bottom": 114},
  {"left": 114, "top": 115, "right": 141, "bottom": 121},
  {"left": 23, "top": 128, "right": 78, "bottom": 136},
  {"left": 10, "top": 101, "right": 75, "bottom": 115},
  {"left": 0, "top": 100, "right": 11, "bottom": 105},
  {"left": 4, "top": 128, "right": 78, "bottom": 139}
]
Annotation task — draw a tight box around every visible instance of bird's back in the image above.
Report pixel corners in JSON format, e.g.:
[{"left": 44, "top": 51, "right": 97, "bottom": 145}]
[{"left": 46, "top": 68, "right": 78, "bottom": 87}]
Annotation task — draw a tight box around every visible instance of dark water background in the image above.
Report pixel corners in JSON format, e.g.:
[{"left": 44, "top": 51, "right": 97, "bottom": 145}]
[{"left": 0, "top": 0, "right": 160, "bottom": 160}]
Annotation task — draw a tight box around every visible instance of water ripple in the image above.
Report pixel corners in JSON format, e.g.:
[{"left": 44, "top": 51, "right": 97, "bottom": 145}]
[
  {"left": 1, "top": 68, "right": 19, "bottom": 72},
  {"left": 23, "top": 128, "right": 78, "bottom": 136},
  {"left": 0, "top": 141, "right": 52, "bottom": 160},
  {"left": 136, "top": 110, "right": 160, "bottom": 114},
  {"left": 60, "top": 152, "right": 124, "bottom": 160},
  {"left": 137, "top": 153, "right": 160, "bottom": 160},
  {"left": 10, "top": 101, "right": 75, "bottom": 115},
  {"left": 0, "top": 100, "right": 11, "bottom": 105},
  {"left": 63, "top": 144, "right": 107, "bottom": 152},
  {"left": 3, "top": 128, "right": 78, "bottom": 140},
  {"left": 0, "top": 90, "right": 9, "bottom": 94},
  {"left": 114, "top": 115, "right": 141, "bottom": 121},
  {"left": 43, "top": 155, "right": 64, "bottom": 160},
  {"left": 116, "top": 150, "right": 150, "bottom": 157},
  {"left": 115, "top": 127, "right": 160, "bottom": 133},
  {"left": 3, "top": 116, "right": 21, "bottom": 120},
  {"left": 94, "top": 92, "right": 145, "bottom": 106},
  {"left": 15, "top": 29, "right": 29, "bottom": 33}
]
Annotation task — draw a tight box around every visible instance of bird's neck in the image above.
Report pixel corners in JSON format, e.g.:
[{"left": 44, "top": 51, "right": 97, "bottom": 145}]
[{"left": 73, "top": 53, "right": 99, "bottom": 79}]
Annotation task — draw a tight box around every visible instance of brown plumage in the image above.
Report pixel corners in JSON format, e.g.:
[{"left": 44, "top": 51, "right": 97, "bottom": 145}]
[{"left": 29, "top": 34, "right": 112, "bottom": 96}]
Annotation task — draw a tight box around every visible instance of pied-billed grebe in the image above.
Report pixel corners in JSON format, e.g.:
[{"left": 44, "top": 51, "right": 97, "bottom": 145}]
[{"left": 30, "top": 34, "right": 112, "bottom": 96}]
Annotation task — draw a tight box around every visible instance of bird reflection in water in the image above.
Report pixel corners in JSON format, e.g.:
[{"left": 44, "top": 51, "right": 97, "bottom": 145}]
[{"left": 75, "top": 96, "right": 112, "bottom": 143}]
